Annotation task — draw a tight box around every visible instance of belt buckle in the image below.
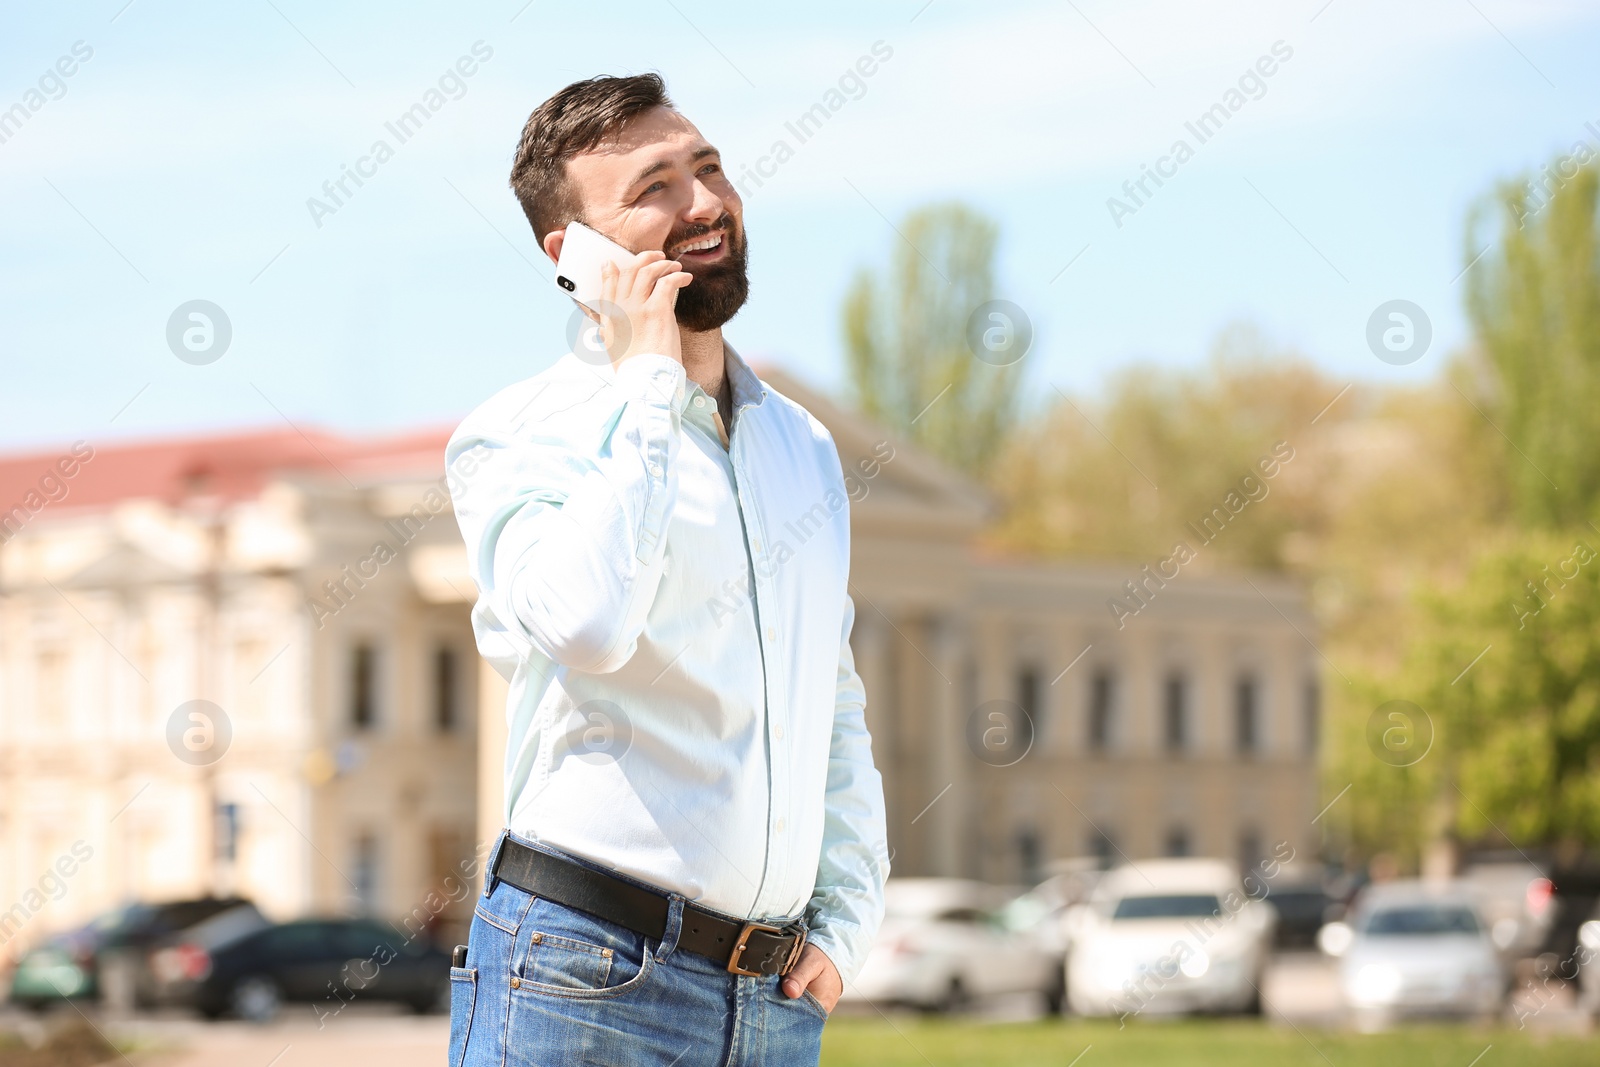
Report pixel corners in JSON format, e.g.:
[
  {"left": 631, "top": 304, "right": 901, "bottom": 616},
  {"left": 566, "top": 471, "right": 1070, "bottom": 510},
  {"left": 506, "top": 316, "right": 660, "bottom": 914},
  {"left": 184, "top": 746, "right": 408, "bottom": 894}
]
[{"left": 726, "top": 920, "right": 791, "bottom": 977}]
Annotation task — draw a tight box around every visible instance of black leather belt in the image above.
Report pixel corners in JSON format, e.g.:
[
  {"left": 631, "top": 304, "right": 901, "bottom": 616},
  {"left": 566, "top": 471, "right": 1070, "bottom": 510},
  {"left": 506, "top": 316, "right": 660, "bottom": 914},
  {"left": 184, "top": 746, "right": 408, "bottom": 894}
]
[{"left": 490, "top": 837, "right": 807, "bottom": 977}]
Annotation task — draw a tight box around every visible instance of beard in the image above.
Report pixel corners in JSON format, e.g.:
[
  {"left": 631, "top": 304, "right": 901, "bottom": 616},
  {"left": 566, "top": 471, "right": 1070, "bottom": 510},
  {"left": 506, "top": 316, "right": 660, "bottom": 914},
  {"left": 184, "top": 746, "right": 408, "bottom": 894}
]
[{"left": 666, "top": 215, "right": 750, "bottom": 332}]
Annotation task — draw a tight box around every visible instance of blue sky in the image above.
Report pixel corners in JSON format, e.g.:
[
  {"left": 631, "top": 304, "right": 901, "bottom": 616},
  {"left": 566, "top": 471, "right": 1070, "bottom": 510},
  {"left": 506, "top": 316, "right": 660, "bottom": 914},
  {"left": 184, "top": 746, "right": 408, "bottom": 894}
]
[{"left": 3, "top": 0, "right": 1598, "bottom": 452}]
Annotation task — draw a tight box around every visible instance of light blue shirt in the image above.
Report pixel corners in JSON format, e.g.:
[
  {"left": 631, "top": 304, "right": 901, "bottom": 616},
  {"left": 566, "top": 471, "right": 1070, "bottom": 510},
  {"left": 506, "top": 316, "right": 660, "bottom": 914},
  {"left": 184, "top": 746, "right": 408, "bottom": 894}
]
[{"left": 446, "top": 343, "right": 888, "bottom": 981}]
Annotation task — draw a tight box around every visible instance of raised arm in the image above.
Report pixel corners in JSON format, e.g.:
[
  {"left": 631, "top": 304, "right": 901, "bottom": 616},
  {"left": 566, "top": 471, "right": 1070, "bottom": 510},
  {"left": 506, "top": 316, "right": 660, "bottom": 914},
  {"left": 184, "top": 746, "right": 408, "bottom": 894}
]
[{"left": 447, "top": 353, "right": 687, "bottom": 676}]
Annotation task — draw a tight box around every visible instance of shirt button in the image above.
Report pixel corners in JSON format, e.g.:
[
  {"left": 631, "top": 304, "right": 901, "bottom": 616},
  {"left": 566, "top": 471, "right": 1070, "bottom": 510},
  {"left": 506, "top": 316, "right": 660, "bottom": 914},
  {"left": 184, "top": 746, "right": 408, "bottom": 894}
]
[
  {"left": 751, "top": 539, "right": 762, "bottom": 552},
  {"left": 693, "top": 395, "right": 706, "bottom": 408},
  {"left": 766, "top": 626, "right": 776, "bottom": 640},
  {"left": 775, "top": 817, "right": 786, "bottom": 833},
  {"left": 649, "top": 462, "right": 663, "bottom": 477},
  {"left": 774, "top": 724, "right": 785, "bottom": 741}
]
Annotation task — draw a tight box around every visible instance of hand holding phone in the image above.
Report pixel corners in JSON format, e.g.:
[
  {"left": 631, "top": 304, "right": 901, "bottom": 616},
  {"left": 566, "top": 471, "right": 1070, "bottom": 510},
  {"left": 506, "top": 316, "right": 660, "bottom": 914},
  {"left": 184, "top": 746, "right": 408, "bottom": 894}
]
[{"left": 555, "top": 221, "right": 692, "bottom": 368}]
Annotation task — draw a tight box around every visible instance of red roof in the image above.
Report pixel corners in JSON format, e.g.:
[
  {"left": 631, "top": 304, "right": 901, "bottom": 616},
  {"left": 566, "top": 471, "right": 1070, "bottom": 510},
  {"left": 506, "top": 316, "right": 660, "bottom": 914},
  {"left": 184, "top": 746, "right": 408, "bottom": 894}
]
[{"left": 0, "top": 425, "right": 455, "bottom": 516}]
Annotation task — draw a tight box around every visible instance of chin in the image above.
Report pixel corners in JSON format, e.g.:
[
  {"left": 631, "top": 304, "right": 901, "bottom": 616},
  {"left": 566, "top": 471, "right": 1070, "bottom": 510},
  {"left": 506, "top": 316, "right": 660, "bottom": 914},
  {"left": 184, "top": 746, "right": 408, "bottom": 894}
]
[{"left": 674, "top": 240, "right": 749, "bottom": 331}]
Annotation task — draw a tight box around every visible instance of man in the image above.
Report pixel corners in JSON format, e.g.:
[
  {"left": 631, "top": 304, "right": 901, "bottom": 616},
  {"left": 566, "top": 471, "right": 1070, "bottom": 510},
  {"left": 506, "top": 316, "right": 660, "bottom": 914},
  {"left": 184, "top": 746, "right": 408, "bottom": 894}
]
[{"left": 445, "top": 73, "right": 888, "bottom": 1066}]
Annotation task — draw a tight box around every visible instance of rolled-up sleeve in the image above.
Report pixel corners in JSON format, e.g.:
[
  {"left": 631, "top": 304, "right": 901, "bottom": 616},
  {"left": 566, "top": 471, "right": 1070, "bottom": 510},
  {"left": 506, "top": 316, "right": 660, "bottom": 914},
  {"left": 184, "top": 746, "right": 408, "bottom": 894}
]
[{"left": 804, "top": 592, "right": 889, "bottom": 983}]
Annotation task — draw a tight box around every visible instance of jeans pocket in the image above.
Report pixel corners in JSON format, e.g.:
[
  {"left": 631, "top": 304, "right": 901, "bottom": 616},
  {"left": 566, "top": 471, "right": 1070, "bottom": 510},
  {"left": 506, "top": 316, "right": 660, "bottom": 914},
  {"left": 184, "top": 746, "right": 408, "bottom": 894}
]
[
  {"left": 513, "top": 897, "right": 655, "bottom": 1000},
  {"left": 799, "top": 989, "right": 831, "bottom": 1021},
  {"left": 448, "top": 966, "right": 477, "bottom": 1067},
  {"left": 523, "top": 931, "right": 614, "bottom": 991}
]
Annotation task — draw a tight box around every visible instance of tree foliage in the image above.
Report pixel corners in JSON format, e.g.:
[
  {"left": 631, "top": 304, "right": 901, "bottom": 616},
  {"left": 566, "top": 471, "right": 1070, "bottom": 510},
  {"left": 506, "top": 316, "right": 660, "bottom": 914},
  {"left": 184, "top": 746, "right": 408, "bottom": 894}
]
[
  {"left": 989, "top": 326, "right": 1346, "bottom": 574},
  {"left": 843, "top": 202, "right": 1022, "bottom": 476},
  {"left": 1464, "top": 163, "right": 1600, "bottom": 527},
  {"left": 1383, "top": 533, "right": 1600, "bottom": 849}
]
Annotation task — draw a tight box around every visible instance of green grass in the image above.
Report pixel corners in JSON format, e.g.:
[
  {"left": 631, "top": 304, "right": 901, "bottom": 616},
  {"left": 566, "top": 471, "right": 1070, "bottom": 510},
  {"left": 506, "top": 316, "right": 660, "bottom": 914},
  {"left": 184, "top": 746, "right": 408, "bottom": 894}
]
[{"left": 819, "top": 1016, "right": 1597, "bottom": 1066}]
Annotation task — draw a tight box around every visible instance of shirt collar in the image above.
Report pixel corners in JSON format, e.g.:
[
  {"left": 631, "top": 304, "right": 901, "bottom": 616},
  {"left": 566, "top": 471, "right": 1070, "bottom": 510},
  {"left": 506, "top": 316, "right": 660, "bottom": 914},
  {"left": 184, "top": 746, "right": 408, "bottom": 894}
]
[
  {"left": 723, "top": 341, "right": 768, "bottom": 414},
  {"left": 677, "top": 340, "right": 768, "bottom": 417}
]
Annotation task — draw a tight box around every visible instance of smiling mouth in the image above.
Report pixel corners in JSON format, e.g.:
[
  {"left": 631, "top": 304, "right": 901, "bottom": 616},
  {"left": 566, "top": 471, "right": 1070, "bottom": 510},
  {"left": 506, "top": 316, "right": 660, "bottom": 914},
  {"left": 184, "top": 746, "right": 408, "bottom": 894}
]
[{"left": 670, "top": 231, "right": 726, "bottom": 261}]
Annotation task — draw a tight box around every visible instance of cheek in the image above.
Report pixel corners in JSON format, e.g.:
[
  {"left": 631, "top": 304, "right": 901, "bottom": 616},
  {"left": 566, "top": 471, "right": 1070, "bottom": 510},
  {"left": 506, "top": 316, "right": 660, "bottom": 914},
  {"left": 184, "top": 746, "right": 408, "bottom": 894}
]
[
  {"left": 613, "top": 209, "right": 676, "bottom": 252},
  {"left": 718, "top": 182, "right": 743, "bottom": 220}
]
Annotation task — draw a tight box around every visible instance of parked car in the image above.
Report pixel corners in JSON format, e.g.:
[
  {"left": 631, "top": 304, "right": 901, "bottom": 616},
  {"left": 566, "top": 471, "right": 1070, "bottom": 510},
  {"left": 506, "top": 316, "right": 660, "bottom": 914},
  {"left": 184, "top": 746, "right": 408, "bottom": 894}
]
[
  {"left": 1010, "top": 859, "right": 1106, "bottom": 961},
  {"left": 1265, "top": 866, "right": 1337, "bottom": 950},
  {"left": 148, "top": 917, "right": 450, "bottom": 1021},
  {"left": 841, "top": 879, "right": 1061, "bottom": 1012},
  {"left": 8, "top": 916, "right": 115, "bottom": 1009},
  {"left": 8, "top": 897, "right": 259, "bottom": 1011},
  {"left": 1574, "top": 904, "right": 1600, "bottom": 1015},
  {"left": 1064, "top": 858, "right": 1275, "bottom": 1017},
  {"left": 1317, "top": 880, "right": 1505, "bottom": 1029},
  {"left": 1458, "top": 861, "right": 1559, "bottom": 960}
]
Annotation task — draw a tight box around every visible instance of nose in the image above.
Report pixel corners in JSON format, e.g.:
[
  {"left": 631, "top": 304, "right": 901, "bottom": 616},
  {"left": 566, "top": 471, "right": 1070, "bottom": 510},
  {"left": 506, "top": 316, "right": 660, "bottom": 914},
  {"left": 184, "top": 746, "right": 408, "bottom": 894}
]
[{"left": 685, "top": 173, "right": 732, "bottom": 228}]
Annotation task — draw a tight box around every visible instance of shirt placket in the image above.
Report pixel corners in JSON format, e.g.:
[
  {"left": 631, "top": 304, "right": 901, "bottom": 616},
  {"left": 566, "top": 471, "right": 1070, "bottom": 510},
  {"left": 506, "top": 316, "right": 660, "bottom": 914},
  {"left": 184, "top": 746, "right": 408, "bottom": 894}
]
[{"left": 729, "top": 415, "right": 793, "bottom": 921}]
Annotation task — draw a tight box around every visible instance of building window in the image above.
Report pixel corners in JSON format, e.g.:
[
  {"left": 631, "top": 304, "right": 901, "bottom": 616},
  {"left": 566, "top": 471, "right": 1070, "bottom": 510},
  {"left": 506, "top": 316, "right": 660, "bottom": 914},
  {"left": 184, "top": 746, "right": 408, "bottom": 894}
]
[
  {"left": 1164, "top": 825, "right": 1191, "bottom": 857},
  {"left": 350, "top": 643, "right": 377, "bottom": 729},
  {"left": 352, "top": 832, "right": 380, "bottom": 914},
  {"left": 1088, "top": 668, "right": 1115, "bottom": 752},
  {"left": 214, "top": 802, "right": 240, "bottom": 863},
  {"left": 1015, "top": 663, "right": 1040, "bottom": 751},
  {"left": 1089, "top": 828, "right": 1117, "bottom": 870},
  {"left": 1017, "top": 826, "right": 1041, "bottom": 885},
  {"left": 1304, "top": 677, "right": 1320, "bottom": 756},
  {"left": 1164, "top": 672, "right": 1188, "bottom": 754},
  {"left": 434, "top": 646, "right": 458, "bottom": 732},
  {"left": 1239, "top": 827, "right": 1263, "bottom": 874},
  {"left": 1236, "top": 674, "right": 1258, "bottom": 755},
  {"left": 37, "top": 647, "right": 69, "bottom": 724}
]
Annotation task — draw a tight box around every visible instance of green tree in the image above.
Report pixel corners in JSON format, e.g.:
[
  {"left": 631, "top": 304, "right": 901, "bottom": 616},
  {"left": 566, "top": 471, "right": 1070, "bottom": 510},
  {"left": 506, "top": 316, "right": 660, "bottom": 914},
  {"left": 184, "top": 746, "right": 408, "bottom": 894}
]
[
  {"left": 1379, "top": 531, "right": 1600, "bottom": 851},
  {"left": 843, "top": 202, "right": 1022, "bottom": 476},
  {"left": 1464, "top": 161, "right": 1600, "bottom": 528},
  {"left": 987, "top": 326, "right": 1336, "bottom": 573}
]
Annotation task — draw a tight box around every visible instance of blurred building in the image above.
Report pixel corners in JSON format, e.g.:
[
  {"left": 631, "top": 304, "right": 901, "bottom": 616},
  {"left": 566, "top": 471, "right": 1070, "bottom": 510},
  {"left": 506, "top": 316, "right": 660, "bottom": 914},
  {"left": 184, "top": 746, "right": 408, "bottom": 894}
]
[
  {"left": 0, "top": 362, "right": 1318, "bottom": 955},
  {"left": 0, "top": 428, "right": 480, "bottom": 957}
]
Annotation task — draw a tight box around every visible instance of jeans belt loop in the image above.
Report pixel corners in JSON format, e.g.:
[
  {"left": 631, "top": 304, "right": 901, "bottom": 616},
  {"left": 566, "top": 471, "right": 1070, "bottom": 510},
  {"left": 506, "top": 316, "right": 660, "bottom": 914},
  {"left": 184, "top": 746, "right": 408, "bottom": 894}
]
[
  {"left": 656, "top": 894, "right": 686, "bottom": 962},
  {"left": 482, "top": 828, "right": 510, "bottom": 898}
]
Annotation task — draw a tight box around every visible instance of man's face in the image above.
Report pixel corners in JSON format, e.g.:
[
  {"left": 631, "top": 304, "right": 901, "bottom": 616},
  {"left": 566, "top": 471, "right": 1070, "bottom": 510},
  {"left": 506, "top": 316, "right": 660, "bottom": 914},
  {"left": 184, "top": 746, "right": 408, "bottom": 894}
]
[{"left": 554, "top": 106, "right": 748, "bottom": 333}]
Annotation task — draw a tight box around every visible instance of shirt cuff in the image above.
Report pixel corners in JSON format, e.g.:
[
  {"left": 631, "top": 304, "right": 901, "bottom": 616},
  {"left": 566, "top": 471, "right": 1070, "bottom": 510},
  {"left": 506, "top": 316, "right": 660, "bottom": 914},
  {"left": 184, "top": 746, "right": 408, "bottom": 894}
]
[
  {"left": 804, "top": 918, "right": 871, "bottom": 985},
  {"left": 614, "top": 353, "right": 686, "bottom": 409}
]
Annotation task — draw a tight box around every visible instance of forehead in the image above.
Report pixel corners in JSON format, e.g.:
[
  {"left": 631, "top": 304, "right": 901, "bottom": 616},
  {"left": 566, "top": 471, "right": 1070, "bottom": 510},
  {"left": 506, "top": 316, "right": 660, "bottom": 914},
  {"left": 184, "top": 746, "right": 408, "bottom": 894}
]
[{"left": 565, "top": 106, "right": 711, "bottom": 193}]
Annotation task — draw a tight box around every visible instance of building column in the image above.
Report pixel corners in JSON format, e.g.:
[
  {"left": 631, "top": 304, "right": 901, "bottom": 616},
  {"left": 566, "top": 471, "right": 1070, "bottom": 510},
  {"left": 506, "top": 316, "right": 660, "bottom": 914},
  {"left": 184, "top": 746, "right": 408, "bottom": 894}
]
[
  {"left": 475, "top": 657, "right": 509, "bottom": 876},
  {"left": 1120, "top": 625, "right": 1158, "bottom": 858},
  {"left": 851, "top": 605, "right": 893, "bottom": 789},
  {"left": 925, "top": 614, "right": 966, "bottom": 877},
  {"left": 849, "top": 606, "right": 901, "bottom": 878},
  {"left": 971, "top": 611, "right": 1009, "bottom": 881},
  {"left": 1045, "top": 618, "right": 1087, "bottom": 757}
]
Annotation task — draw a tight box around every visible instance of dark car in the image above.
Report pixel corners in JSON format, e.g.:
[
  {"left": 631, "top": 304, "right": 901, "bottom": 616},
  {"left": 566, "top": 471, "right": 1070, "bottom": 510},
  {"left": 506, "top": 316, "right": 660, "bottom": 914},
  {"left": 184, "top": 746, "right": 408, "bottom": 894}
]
[
  {"left": 1270, "top": 883, "right": 1336, "bottom": 949},
  {"left": 150, "top": 917, "right": 450, "bottom": 1021},
  {"left": 8, "top": 897, "right": 258, "bottom": 1011}
]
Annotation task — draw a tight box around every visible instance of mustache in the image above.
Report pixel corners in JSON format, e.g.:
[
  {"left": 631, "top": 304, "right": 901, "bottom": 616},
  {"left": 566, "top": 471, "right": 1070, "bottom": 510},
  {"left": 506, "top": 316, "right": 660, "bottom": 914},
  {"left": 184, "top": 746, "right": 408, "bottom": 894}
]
[{"left": 665, "top": 214, "right": 736, "bottom": 253}]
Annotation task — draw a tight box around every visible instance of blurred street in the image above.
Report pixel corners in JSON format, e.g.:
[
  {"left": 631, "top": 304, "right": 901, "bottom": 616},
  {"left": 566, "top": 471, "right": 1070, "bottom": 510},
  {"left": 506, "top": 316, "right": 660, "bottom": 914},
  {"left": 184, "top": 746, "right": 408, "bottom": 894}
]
[{"left": 3, "top": 951, "right": 1593, "bottom": 1067}]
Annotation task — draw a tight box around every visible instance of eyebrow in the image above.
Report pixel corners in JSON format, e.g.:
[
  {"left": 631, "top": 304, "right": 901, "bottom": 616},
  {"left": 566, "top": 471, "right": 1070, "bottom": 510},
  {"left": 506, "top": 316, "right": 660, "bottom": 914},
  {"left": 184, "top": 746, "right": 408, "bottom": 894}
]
[{"left": 626, "top": 145, "right": 720, "bottom": 191}]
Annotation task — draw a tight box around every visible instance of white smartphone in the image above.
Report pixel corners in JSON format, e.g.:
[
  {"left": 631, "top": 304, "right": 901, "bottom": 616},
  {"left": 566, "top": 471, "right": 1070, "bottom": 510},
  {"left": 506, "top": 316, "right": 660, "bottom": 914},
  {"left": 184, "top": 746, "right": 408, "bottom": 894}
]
[{"left": 554, "top": 221, "right": 637, "bottom": 313}]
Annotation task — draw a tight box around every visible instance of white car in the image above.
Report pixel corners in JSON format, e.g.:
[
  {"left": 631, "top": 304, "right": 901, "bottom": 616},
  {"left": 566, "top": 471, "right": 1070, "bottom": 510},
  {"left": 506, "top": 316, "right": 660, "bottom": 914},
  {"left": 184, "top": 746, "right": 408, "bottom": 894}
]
[
  {"left": 1011, "top": 859, "right": 1106, "bottom": 962},
  {"left": 1064, "top": 858, "right": 1275, "bottom": 1017},
  {"left": 1577, "top": 907, "right": 1600, "bottom": 1015},
  {"left": 842, "top": 879, "right": 1061, "bottom": 1012},
  {"left": 1317, "top": 880, "right": 1505, "bottom": 1029}
]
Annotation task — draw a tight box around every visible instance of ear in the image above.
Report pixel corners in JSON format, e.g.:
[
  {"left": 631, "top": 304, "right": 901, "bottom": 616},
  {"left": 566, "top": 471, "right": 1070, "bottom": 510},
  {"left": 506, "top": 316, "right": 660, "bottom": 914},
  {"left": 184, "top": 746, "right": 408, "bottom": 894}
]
[{"left": 541, "top": 228, "right": 565, "bottom": 266}]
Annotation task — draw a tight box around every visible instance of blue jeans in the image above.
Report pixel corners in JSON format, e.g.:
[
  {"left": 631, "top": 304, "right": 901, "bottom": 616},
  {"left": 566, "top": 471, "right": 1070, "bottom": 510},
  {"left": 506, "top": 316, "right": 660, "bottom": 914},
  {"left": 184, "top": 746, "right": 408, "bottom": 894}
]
[{"left": 449, "top": 831, "right": 827, "bottom": 1066}]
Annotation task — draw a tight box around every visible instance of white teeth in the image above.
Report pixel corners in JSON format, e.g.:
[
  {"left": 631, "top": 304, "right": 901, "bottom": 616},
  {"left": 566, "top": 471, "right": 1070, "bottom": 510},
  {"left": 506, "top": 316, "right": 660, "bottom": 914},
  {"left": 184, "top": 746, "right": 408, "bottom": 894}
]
[{"left": 676, "top": 234, "right": 722, "bottom": 254}]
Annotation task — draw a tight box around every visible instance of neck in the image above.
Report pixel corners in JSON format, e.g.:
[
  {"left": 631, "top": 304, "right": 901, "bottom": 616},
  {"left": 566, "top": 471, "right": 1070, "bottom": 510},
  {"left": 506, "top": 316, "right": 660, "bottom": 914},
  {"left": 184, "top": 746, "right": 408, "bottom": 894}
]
[{"left": 679, "top": 327, "right": 726, "bottom": 402}]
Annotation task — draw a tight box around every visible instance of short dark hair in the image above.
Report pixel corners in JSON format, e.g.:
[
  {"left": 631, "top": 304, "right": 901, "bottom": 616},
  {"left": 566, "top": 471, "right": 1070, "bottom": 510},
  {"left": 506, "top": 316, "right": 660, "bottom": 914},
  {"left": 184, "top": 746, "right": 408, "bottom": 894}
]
[{"left": 509, "top": 73, "right": 674, "bottom": 245}]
